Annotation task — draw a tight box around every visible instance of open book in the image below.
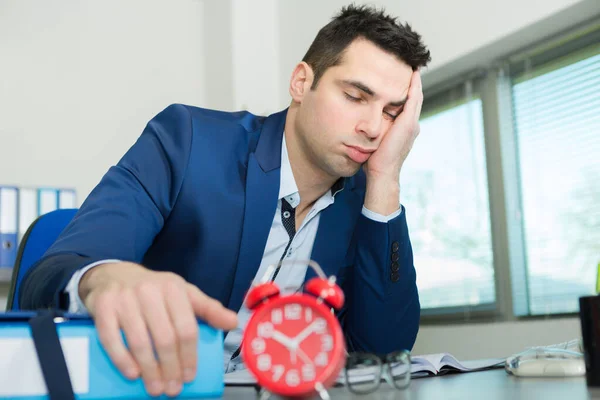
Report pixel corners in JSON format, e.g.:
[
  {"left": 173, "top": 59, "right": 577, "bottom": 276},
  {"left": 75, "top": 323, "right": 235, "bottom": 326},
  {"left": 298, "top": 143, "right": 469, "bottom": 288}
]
[
  {"left": 223, "top": 353, "right": 504, "bottom": 386},
  {"left": 409, "top": 353, "right": 503, "bottom": 378}
]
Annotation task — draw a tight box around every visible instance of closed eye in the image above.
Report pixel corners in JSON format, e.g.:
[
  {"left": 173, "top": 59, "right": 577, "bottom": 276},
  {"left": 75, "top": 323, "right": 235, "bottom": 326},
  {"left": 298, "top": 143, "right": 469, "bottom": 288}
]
[
  {"left": 344, "top": 93, "right": 362, "bottom": 102},
  {"left": 385, "top": 106, "right": 404, "bottom": 120}
]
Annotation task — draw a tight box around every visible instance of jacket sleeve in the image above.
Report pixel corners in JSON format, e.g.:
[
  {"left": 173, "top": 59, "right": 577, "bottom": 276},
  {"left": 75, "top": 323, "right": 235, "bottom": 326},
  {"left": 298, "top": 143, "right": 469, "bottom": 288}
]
[
  {"left": 19, "top": 104, "right": 194, "bottom": 310},
  {"left": 339, "top": 206, "right": 420, "bottom": 354}
]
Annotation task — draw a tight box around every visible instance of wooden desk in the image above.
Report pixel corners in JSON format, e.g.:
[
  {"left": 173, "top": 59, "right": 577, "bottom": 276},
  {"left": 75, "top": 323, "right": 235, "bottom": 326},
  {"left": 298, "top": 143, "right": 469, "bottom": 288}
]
[{"left": 221, "top": 369, "right": 600, "bottom": 399}]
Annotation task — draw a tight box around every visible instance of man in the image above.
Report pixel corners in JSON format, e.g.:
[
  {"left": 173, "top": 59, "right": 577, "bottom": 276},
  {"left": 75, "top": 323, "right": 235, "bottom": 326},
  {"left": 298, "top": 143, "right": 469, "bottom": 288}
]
[{"left": 20, "top": 4, "right": 430, "bottom": 397}]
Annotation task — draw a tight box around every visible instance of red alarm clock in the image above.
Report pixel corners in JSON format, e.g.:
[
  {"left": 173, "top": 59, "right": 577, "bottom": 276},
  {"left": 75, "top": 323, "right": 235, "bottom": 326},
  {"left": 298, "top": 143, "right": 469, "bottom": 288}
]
[{"left": 242, "top": 260, "right": 346, "bottom": 398}]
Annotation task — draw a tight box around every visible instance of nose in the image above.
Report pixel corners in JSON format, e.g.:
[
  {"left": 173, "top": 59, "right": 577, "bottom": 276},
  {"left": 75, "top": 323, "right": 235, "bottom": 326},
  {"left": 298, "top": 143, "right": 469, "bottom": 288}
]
[{"left": 356, "top": 108, "right": 383, "bottom": 140}]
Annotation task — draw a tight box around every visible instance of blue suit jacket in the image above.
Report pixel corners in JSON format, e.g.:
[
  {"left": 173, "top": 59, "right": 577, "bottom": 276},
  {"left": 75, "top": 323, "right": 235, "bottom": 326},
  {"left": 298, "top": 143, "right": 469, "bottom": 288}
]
[{"left": 19, "top": 104, "right": 420, "bottom": 353}]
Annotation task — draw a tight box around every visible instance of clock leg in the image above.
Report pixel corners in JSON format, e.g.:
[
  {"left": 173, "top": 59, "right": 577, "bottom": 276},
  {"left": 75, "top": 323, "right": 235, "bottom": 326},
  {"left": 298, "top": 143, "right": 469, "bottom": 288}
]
[
  {"left": 315, "top": 382, "right": 331, "bottom": 400},
  {"left": 256, "top": 387, "right": 271, "bottom": 400}
]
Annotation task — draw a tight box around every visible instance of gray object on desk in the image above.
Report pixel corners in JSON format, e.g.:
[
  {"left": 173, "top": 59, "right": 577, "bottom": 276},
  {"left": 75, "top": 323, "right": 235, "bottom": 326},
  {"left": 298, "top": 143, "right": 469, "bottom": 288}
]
[
  {"left": 0, "top": 268, "right": 12, "bottom": 283},
  {"left": 219, "top": 369, "right": 600, "bottom": 399}
]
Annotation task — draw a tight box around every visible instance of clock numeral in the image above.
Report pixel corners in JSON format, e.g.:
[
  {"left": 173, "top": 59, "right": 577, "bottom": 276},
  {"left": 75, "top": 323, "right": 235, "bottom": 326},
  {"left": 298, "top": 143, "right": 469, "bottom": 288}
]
[
  {"left": 251, "top": 337, "right": 266, "bottom": 355},
  {"left": 321, "top": 334, "right": 333, "bottom": 351},
  {"left": 315, "top": 352, "right": 328, "bottom": 367},
  {"left": 271, "top": 309, "right": 283, "bottom": 324},
  {"left": 314, "top": 318, "right": 327, "bottom": 334},
  {"left": 272, "top": 365, "right": 285, "bottom": 382},
  {"left": 257, "top": 322, "right": 274, "bottom": 338},
  {"left": 257, "top": 354, "right": 272, "bottom": 371},
  {"left": 305, "top": 307, "right": 312, "bottom": 323},
  {"left": 284, "top": 304, "right": 301, "bottom": 320},
  {"left": 302, "top": 364, "right": 315, "bottom": 381},
  {"left": 285, "top": 370, "right": 300, "bottom": 387}
]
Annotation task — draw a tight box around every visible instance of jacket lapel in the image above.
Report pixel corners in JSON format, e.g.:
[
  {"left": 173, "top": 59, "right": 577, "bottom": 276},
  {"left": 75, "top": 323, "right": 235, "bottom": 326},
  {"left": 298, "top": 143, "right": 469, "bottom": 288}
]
[
  {"left": 308, "top": 179, "right": 362, "bottom": 281},
  {"left": 226, "top": 109, "right": 287, "bottom": 313}
]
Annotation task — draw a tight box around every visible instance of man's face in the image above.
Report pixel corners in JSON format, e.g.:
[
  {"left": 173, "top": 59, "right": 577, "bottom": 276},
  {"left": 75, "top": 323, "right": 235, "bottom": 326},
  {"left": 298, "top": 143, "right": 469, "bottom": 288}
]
[{"left": 294, "top": 39, "right": 413, "bottom": 179}]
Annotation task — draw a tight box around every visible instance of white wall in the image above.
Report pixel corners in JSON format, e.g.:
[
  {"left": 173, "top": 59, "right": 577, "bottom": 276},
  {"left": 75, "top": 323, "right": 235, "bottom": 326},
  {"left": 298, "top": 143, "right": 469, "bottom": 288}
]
[
  {"left": 413, "top": 318, "right": 582, "bottom": 360},
  {"left": 0, "top": 0, "right": 206, "bottom": 310},
  {"left": 276, "top": 0, "right": 599, "bottom": 107},
  {"left": 231, "top": 0, "right": 282, "bottom": 114},
  {"left": 0, "top": 0, "right": 206, "bottom": 200}
]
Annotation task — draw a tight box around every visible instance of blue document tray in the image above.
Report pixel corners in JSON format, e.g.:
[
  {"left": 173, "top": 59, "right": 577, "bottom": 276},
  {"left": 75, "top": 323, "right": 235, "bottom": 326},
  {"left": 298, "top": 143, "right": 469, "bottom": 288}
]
[{"left": 0, "top": 312, "right": 224, "bottom": 399}]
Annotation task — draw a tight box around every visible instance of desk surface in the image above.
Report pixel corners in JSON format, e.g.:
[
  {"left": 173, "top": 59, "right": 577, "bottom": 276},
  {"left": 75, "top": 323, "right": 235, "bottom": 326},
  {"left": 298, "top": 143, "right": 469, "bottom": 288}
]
[{"left": 221, "top": 369, "right": 600, "bottom": 399}]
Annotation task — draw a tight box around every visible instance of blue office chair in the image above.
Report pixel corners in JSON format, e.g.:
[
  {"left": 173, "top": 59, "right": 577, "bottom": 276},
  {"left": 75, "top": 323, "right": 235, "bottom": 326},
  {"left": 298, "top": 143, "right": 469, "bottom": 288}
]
[{"left": 7, "top": 208, "right": 78, "bottom": 310}]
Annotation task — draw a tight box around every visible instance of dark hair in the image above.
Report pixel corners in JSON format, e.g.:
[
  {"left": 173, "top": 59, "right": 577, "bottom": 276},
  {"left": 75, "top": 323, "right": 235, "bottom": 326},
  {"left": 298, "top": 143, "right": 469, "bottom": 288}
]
[{"left": 302, "top": 4, "right": 431, "bottom": 88}]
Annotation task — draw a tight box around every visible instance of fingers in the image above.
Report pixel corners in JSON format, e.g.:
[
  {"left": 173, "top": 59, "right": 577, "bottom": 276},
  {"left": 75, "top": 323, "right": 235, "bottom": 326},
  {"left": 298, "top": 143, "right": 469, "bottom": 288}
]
[
  {"left": 119, "top": 289, "right": 165, "bottom": 396},
  {"left": 89, "top": 271, "right": 235, "bottom": 398},
  {"left": 164, "top": 280, "right": 199, "bottom": 383},
  {"left": 92, "top": 289, "right": 141, "bottom": 381},
  {"left": 412, "top": 70, "right": 424, "bottom": 121},
  {"left": 186, "top": 284, "right": 238, "bottom": 330},
  {"left": 137, "top": 283, "right": 184, "bottom": 397},
  {"left": 402, "top": 70, "right": 423, "bottom": 121}
]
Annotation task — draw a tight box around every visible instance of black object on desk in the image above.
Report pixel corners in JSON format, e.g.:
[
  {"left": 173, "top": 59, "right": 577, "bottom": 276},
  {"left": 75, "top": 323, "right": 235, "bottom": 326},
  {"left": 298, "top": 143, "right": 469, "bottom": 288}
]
[{"left": 580, "top": 295, "right": 600, "bottom": 386}]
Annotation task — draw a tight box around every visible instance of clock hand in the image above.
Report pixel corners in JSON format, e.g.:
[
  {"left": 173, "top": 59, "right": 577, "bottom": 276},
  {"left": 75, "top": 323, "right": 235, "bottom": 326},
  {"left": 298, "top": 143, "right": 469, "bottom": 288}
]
[
  {"left": 295, "top": 347, "right": 315, "bottom": 366},
  {"left": 272, "top": 330, "right": 296, "bottom": 348},
  {"left": 292, "top": 320, "right": 318, "bottom": 346},
  {"left": 272, "top": 330, "right": 299, "bottom": 364}
]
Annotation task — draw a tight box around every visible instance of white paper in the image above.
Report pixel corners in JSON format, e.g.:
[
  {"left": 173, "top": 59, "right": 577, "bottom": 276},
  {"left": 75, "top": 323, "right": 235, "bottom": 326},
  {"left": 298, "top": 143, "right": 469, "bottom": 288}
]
[
  {"left": 457, "top": 358, "right": 504, "bottom": 370},
  {"left": 0, "top": 337, "right": 89, "bottom": 396},
  {"left": 0, "top": 188, "right": 18, "bottom": 232}
]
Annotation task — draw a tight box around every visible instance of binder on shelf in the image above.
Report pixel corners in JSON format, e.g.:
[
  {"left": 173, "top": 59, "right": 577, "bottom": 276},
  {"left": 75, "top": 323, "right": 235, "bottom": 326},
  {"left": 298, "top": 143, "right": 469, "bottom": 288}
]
[
  {"left": 18, "top": 188, "right": 37, "bottom": 244},
  {"left": 59, "top": 188, "right": 77, "bottom": 209},
  {"left": 0, "top": 312, "right": 225, "bottom": 399},
  {"left": 0, "top": 186, "right": 18, "bottom": 269},
  {"left": 37, "top": 188, "right": 58, "bottom": 216}
]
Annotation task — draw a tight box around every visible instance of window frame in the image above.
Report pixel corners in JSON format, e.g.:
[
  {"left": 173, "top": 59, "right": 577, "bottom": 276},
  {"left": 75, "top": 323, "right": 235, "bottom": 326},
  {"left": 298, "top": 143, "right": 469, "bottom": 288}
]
[
  {"left": 419, "top": 18, "right": 600, "bottom": 324},
  {"left": 416, "top": 77, "right": 500, "bottom": 322}
]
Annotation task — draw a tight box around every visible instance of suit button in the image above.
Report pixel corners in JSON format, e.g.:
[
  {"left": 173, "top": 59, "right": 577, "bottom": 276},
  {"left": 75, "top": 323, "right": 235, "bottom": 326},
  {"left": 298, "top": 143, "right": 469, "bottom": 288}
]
[
  {"left": 392, "top": 241, "right": 399, "bottom": 252},
  {"left": 391, "top": 262, "right": 399, "bottom": 272},
  {"left": 391, "top": 252, "right": 399, "bottom": 262},
  {"left": 390, "top": 272, "right": 400, "bottom": 282}
]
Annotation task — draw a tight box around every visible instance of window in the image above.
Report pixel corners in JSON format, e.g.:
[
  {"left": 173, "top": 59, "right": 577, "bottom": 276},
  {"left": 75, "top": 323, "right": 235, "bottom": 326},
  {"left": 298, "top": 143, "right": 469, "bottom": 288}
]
[
  {"left": 510, "top": 42, "right": 600, "bottom": 315},
  {"left": 411, "top": 22, "right": 600, "bottom": 320},
  {"left": 403, "top": 83, "right": 495, "bottom": 312}
]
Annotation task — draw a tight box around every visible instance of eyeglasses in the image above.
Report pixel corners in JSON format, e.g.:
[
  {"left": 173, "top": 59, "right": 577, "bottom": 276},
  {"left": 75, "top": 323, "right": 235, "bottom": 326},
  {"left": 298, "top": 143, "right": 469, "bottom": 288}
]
[{"left": 343, "top": 350, "right": 411, "bottom": 394}]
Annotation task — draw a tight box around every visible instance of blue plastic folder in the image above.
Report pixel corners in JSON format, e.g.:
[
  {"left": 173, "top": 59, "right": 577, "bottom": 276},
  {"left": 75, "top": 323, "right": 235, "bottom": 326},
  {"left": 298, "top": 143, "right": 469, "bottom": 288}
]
[{"left": 0, "top": 312, "right": 224, "bottom": 399}]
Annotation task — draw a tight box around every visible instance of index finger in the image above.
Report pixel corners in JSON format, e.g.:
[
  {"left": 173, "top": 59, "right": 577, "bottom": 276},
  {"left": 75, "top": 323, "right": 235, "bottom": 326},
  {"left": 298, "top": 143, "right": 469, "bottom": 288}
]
[
  {"left": 411, "top": 70, "right": 424, "bottom": 118},
  {"left": 402, "top": 70, "right": 423, "bottom": 119},
  {"left": 186, "top": 284, "right": 238, "bottom": 331}
]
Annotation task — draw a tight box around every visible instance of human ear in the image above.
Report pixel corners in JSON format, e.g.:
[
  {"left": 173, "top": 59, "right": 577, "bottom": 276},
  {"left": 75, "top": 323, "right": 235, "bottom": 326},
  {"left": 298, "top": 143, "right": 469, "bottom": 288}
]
[{"left": 289, "top": 62, "right": 314, "bottom": 102}]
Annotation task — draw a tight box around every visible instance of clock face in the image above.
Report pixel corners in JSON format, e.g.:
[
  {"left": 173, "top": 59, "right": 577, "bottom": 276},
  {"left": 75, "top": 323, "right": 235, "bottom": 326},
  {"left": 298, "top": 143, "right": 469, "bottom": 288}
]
[{"left": 242, "top": 294, "right": 345, "bottom": 395}]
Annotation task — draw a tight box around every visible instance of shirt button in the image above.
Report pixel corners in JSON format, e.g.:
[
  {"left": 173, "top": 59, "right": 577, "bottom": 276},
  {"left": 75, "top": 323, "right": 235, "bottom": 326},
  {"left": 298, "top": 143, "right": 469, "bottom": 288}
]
[{"left": 283, "top": 211, "right": 291, "bottom": 219}]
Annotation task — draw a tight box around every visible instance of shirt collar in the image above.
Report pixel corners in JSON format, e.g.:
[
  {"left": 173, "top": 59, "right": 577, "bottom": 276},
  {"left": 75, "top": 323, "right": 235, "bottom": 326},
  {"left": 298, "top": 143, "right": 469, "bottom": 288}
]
[
  {"left": 279, "top": 134, "right": 300, "bottom": 203},
  {"left": 331, "top": 178, "right": 345, "bottom": 197}
]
